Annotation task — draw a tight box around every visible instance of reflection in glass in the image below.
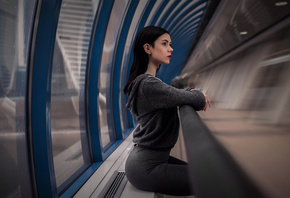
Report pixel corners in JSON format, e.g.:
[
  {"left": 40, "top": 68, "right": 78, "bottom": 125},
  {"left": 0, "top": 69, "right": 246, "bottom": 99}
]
[
  {"left": 99, "top": 0, "right": 129, "bottom": 150},
  {"left": 184, "top": 26, "right": 290, "bottom": 198},
  {"left": 120, "top": 0, "right": 149, "bottom": 132},
  {"left": 191, "top": 25, "right": 290, "bottom": 126},
  {"left": 50, "top": 0, "right": 99, "bottom": 189},
  {"left": 0, "top": 0, "right": 36, "bottom": 197}
]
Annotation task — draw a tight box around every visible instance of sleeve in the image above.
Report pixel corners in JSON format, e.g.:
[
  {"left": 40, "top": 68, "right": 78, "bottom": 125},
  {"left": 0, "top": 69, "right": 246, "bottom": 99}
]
[{"left": 141, "top": 76, "right": 206, "bottom": 110}]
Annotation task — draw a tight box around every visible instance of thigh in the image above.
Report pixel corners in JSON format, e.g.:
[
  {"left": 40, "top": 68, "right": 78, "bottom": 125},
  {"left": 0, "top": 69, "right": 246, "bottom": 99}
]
[
  {"left": 149, "top": 162, "right": 194, "bottom": 196},
  {"left": 125, "top": 147, "right": 194, "bottom": 196},
  {"left": 168, "top": 155, "right": 188, "bottom": 165}
]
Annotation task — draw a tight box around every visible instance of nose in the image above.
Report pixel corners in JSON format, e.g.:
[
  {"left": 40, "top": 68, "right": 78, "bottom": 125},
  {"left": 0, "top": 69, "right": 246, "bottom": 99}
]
[{"left": 169, "top": 46, "right": 173, "bottom": 52}]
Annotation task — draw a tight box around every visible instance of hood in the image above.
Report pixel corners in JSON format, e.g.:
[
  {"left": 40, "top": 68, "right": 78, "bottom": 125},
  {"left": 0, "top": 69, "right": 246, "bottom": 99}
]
[{"left": 125, "top": 74, "right": 148, "bottom": 116}]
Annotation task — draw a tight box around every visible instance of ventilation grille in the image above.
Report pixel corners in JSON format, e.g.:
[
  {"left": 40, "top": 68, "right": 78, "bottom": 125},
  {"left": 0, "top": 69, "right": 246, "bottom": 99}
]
[{"left": 99, "top": 171, "right": 127, "bottom": 198}]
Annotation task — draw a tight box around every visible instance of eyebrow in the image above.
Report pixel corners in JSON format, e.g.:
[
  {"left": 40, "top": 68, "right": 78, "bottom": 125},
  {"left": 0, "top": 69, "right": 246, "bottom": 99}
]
[{"left": 162, "top": 39, "right": 171, "bottom": 43}]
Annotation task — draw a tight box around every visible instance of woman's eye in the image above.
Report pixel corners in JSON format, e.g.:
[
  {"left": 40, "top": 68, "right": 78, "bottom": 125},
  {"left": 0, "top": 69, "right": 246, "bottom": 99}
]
[{"left": 162, "top": 43, "right": 167, "bottom": 46}]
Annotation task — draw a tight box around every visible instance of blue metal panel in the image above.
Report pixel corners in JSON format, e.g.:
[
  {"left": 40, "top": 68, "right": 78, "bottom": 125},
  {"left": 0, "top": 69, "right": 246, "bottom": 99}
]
[
  {"left": 171, "top": 17, "right": 202, "bottom": 39},
  {"left": 173, "top": 25, "right": 197, "bottom": 40},
  {"left": 151, "top": 1, "right": 182, "bottom": 83},
  {"left": 58, "top": 165, "right": 89, "bottom": 197},
  {"left": 87, "top": 0, "right": 115, "bottom": 162},
  {"left": 113, "top": 0, "right": 139, "bottom": 140},
  {"left": 30, "top": 0, "right": 62, "bottom": 197},
  {"left": 157, "top": 1, "right": 208, "bottom": 84},
  {"left": 162, "top": 0, "right": 191, "bottom": 29},
  {"left": 165, "top": 0, "right": 205, "bottom": 31},
  {"left": 170, "top": 7, "right": 205, "bottom": 38},
  {"left": 150, "top": 0, "right": 169, "bottom": 26},
  {"left": 156, "top": 0, "right": 180, "bottom": 27},
  {"left": 126, "top": 0, "right": 157, "bottom": 128},
  {"left": 136, "top": 0, "right": 157, "bottom": 34},
  {"left": 174, "top": 29, "right": 198, "bottom": 45},
  {"left": 59, "top": 162, "right": 101, "bottom": 198},
  {"left": 103, "top": 140, "right": 123, "bottom": 159}
]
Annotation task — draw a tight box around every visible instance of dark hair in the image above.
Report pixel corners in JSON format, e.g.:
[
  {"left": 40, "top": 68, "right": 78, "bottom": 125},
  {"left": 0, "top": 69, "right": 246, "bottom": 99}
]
[{"left": 123, "top": 26, "right": 169, "bottom": 94}]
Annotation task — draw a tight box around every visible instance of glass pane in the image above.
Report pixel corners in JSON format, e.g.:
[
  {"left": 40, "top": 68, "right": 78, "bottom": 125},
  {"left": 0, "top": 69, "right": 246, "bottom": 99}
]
[
  {"left": 99, "top": 0, "right": 130, "bottom": 149},
  {"left": 50, "top": 0, "right": 99, "bottom": 189},
  {"left": 144, "top": 0, "right": 164, "bottom": 26},
  {"left": 0, "top": 0, "right": 36, "bottom": 197},
  {"left": 161, "top": 0, "right": 188, "bottom": 28},
  {"left": 119, "top": 0, "right": 149, "bottom": 132},
  {"left": 155, "top": 0, "right": 176, "bottom": 26}
]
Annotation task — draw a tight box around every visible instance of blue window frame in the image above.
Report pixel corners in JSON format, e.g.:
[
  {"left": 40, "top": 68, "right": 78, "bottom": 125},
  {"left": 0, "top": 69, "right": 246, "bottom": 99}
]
[
  {"left": 98, "top": 0, "right": 130, "bottom": 152},
  {"left": 50, "top": 0, "right": 101, "bottom": 194},
  {"left": 113, "top": 0, "right": 140, "bottom": 139}
]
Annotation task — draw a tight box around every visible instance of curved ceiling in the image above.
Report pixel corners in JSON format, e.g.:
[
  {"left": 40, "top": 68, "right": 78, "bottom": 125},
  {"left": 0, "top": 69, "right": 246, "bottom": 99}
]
[{"left": 150, "top": 0, "right": 210, "bottom": 84}]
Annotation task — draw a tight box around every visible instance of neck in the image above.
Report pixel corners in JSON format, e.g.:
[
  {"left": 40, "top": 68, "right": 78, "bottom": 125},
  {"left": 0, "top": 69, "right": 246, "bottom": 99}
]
[{"left": 145, "top": 62, "right": 158, "bottom": 76}]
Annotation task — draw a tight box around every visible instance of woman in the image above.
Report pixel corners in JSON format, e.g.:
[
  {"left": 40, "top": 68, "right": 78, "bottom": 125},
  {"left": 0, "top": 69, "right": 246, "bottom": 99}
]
[{"left": 124, "top": 26, "right": 211, "bottom": 196}]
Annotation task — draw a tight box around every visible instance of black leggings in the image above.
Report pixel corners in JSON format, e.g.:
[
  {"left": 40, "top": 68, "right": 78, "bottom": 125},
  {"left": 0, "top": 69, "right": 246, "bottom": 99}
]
[{"left": 125, "top": 145, "right": 194, "bottom": 196}]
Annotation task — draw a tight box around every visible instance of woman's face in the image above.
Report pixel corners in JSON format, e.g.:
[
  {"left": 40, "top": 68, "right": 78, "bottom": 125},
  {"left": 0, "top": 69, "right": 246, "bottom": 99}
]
[{"left": 147, "top": 33, "right": 173, "bottom": 66}]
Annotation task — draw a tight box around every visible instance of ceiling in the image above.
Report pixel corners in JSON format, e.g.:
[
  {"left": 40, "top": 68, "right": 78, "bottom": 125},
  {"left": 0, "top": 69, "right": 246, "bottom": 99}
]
[{"left": 181, "top": 0, "right": 290, "bottom": 75}]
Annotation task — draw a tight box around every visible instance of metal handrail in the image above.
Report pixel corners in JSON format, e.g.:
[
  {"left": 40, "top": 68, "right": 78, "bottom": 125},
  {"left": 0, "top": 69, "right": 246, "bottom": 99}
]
[{"left": 179, "top": 105, "right": 265, "bottom": 198}]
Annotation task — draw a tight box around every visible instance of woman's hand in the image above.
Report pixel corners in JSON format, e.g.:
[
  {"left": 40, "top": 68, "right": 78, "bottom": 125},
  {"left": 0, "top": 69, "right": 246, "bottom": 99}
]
[
  {"left": 190, "top": 88, "right": 211, "bottom": 111},
  {"left": 202, "top": 93, "right": 211, "bottom": 111}
]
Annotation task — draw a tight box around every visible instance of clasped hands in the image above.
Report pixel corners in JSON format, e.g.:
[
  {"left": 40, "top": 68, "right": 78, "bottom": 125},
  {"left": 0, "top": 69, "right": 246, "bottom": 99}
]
[{"left": 190, "top": 88, "right": 211, "bottom": 111}]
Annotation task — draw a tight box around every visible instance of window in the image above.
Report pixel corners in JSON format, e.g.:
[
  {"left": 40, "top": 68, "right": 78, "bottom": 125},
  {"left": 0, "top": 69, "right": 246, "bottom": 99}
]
[
  {"left": 50, "top": 0, "right": 99, "bottom": 191},
  {"left": 0, "top": 0, "right": 37, "bottom": 197}
]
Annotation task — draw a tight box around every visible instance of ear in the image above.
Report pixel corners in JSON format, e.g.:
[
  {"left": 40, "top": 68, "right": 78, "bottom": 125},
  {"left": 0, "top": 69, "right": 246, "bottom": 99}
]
[{"left": 143, "top": 43, "right": 151, "bottom": 55}]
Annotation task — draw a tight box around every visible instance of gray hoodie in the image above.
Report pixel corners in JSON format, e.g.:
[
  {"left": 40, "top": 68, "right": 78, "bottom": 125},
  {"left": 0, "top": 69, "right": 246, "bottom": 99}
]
[{"left": 126, "top": 74, "right": 205, "bottom": 150}]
